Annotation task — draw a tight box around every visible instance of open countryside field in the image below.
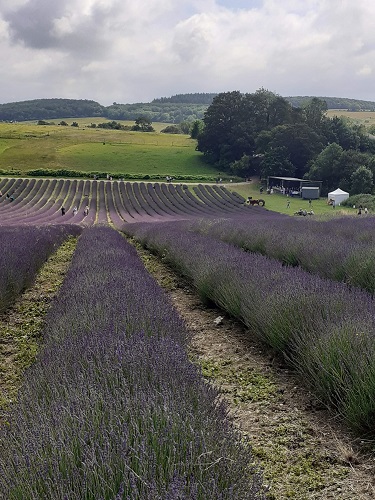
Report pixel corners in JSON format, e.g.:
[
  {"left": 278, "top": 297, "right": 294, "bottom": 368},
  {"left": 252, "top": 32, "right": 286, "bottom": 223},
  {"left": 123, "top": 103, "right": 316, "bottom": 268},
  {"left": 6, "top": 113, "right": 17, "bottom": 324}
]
[
  {"left": 2, "top": 117, "right": 375, "bottom": 497},
  {"left": 326, "top": 109, "right": 375, "bottom": 128},
  {"left": 0, "top": 119, "right": 218, "bottom": 179},
  {"left": 2, "top": 182, "right": 375, "bottom": 497}
]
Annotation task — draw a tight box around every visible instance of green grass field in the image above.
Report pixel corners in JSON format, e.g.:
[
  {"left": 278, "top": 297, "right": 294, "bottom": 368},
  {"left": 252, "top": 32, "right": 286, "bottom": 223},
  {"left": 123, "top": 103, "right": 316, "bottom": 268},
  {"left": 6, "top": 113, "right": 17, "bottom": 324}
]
[
  {"left": 0, "top": 119, "right": 218, "bottom": 178},
  {"left": 232, "top": 181, "right": 357, "bottom": 217},
  {"left": 326, "top": 109, "right": 375, "bottom": 128}
]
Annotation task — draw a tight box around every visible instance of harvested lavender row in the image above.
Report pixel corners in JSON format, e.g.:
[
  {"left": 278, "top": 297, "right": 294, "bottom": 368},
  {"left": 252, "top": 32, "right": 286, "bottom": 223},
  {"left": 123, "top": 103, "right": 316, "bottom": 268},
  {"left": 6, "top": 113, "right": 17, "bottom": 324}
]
[
  {"left": 0, "top": 226, "right": 264, "bottom": 499},
  {"left": 182, "top": 215, "right": 375, "bottom": 294},
  {"left": 124, "top": 221, "right": 375, "bottom": 434},
  {"left": 0, "top": 224, "right": 82, "bottom": 313}
]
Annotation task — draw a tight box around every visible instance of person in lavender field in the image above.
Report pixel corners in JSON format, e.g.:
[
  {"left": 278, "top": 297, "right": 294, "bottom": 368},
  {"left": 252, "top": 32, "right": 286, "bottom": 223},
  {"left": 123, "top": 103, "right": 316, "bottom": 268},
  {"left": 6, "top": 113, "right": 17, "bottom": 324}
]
[
  {"left": 84, "top": 205, "right": 89, "bottom": 216},
  {"left": 61, "top": 206, "right": 66, "bottom": 216},
  {"left": 72, "top": 206, "right": 77, "bottom": 216}
]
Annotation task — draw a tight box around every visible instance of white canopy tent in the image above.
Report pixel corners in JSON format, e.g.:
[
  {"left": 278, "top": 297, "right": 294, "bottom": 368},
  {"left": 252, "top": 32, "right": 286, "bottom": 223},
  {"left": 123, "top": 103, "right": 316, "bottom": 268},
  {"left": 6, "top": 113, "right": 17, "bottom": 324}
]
[{"left": 328, "top": 188, "right": 349, "bottom": 206}]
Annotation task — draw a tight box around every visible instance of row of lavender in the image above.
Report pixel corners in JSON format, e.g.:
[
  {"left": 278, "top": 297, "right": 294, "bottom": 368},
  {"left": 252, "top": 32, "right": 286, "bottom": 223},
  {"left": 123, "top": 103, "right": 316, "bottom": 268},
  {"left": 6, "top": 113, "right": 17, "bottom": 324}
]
[
  {"left": 0, "top": 227, "right": 264, "bottom": 499},
  {"left": 0, "top": 224, "right": 82, "bottom": 313},
  {"left": 181, "top": 215, "right": 375, "bottom": 294},
  {"left": 124, "top": 221, "right": 375, "bottom": 436},
  {"left": 0, "top": 177, "right": 253, "bottom": 227}
]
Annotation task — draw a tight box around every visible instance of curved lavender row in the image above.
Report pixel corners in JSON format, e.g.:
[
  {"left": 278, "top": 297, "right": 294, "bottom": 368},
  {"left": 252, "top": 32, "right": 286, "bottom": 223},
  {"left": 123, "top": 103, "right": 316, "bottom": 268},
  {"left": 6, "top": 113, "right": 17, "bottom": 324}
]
[
  {"left": 125, "top": 221, "right": 375, "bottom": 435},
  {"left": 0, "top": 227, "right": 264, "bottom": 499},
  {"left": 146, "top": 182, "right": 175, "bottom": 216},
  {"left": 212, "top": 185, "right": 245, "bottom": 206},
  {"left": 125, "top": 181, "right": 148, "bottom": 217},
  {"left": 162, "top": 183, "right": 197, "bottom": 216},
  {"left": 140, "top": 182, "right": 165, "bottom": 216},
  {"left": 118, "top": 181, "right": 142, "bottom": 219},
  {"left": 0, "top": 178, "right": 17, "bottom": 197},
  {"left": 112, "top": 181, "right": 134, "bottom": 222},
  {"left": 133, "top": 181, "right": 158, "bottom": 217},
  {"left": 0, "top": 178, "right": 37, "bottom": 215},
  {"left": 1, "top": 180, "right": 60, "bottom": 224},
  {"left": 174, "top": 184, "right": 210, "bottom": 215},
  {"left": 105, "top": 182, "right": 126, "bottom": 229},
  {"left": 0, "top": 178, "right": 28, "bottom": 209},
  {"left": 11, "top": 179, "right": 66, "bottom": 225},
  {"left": 0, "top": 224, "right": 81, "bottom": 312},
  {"left": 0, "top": 177, "right": 9, "bottom": 191},
  {"left": 186, "top": 215, "right": 375, "bottom": 294},
  {"left": 58, "top": 180, "right": 86, "bottom": 223},
  {"left": 160, "top": 183, "right": 188, "bottom": 214},
  {"left": 160, "top": 183, "right": 190, "bottom": 215},
  {"left": 80, "top": 180, "right": 96, "bottom": 225},
  {"left": 96, "top": 180, "right": 109, "bottom": 224},
  {"left": 3, "top": 178, "right": 37, "bottom": 212},
  {"left": 201, "top": 186, "right": 239, "bottom": 213},
  {"left": 193, "top": 185, "right": 226, "bottom": 214},
  {"left": 167, "top": 184, "right": 201, "bottom": 215}
]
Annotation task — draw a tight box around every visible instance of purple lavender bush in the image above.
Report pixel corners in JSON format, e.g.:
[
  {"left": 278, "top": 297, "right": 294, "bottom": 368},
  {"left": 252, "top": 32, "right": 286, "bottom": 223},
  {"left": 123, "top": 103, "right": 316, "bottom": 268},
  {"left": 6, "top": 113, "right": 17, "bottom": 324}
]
[
  {"left": 124, "top": 221, "right": 375, "bottom": 435},
  {"left": 0, "top": 224, "right": 81, "bottom": 313},
  {"left": 0, "top": 226, "right": 264, "bottom": 499},
  {"left": 183, "top": 215, "right": 375, "bottom": 294}
]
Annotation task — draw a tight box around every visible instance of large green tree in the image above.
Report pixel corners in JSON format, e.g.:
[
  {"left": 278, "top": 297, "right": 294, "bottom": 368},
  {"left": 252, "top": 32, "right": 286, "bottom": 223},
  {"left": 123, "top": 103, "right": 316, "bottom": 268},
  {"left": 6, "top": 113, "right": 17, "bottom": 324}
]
[{"left": 350, "top": 166, "right": 373, "bottom": 194}]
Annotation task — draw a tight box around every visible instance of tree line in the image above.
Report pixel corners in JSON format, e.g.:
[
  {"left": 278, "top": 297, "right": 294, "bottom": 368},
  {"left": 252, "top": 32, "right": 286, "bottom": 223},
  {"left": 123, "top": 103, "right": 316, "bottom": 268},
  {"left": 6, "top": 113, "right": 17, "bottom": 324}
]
[
  {"left": 196, "top": 89, "right": 375, "bottom": 195},
  {"left": 2, "top": 94, "right": 375, "bottom": 125}
]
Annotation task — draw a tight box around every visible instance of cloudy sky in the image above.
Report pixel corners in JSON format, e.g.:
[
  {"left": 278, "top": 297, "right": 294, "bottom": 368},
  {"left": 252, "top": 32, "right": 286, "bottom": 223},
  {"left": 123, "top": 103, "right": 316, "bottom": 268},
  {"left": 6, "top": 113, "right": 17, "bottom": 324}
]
[{"left": 0, "top": 0, "right": 374, "bottom": 105}]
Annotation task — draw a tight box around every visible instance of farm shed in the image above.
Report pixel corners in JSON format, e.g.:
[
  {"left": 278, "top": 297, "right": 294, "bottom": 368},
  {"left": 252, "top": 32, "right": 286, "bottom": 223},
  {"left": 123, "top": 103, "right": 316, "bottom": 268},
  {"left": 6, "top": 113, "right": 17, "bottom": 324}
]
[
  {"left": 301, "top": 186, "right": 320, "bottom": 199},
  {"left": 267, "top": 176, "right": 322, "bottom": 196},
  {"left": 327, "top": 188, "right": 349, "bottom": 206}
]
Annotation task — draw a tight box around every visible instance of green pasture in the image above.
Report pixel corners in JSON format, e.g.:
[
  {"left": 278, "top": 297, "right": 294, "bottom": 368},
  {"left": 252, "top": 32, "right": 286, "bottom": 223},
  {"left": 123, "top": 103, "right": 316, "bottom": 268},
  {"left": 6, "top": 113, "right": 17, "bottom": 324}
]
[
  {"left": 58, "top": 142, "right": 213, "bottom": 176},
  {"left": 326, "top": 109, "right": 375, "bottom": 128},
  {"left": 231, "top": 182, "right": 357, "bottom": 217},
  {"left": 0, "top": 120, "right": 218, "bottom": 178}
]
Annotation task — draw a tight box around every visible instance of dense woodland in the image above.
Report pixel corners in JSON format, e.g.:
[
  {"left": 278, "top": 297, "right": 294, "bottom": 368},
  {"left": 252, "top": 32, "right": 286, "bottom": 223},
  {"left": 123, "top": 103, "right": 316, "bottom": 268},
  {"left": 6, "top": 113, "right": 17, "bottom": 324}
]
[{"left": 197, "top": 89, "right": 375, "bottom": 195}]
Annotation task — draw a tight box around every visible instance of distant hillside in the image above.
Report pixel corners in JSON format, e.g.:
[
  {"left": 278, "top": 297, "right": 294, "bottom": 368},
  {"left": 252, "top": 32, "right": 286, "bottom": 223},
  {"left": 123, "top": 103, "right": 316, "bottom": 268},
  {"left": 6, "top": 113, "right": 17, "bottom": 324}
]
[
  {"left": 152, "top": 93, "right": 217, "bottom": 104},
  {"left": 286, "top": 96, "right": 375, "bottom": 111},
  {"left": 0, "top": 98, "right": 105, "bottom": 121},
  {"left": 1, "top": 94, "right": 375, "bottom": 123}
]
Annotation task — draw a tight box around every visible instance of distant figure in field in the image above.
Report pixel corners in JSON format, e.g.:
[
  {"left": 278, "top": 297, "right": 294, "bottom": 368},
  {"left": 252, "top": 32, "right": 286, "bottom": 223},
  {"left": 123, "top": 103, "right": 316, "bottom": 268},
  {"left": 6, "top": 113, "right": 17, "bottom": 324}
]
[
  {"left": 286, "top": 200, "right": 290, "bottom": 209},
  {"left": 72, "top": 206, "right": 77, "bottom": 216},
  {"left": 84, "top": 205, "right": 89, "bottom": 216},
  {"left": 364, "top": 207, "right": 368, "bottom": 214},
  {"left": 61, "top": 206, "right": 66, "bottom": 216},
  {"left": 9, "top": 194, "right": 14, "bottom": 201}
]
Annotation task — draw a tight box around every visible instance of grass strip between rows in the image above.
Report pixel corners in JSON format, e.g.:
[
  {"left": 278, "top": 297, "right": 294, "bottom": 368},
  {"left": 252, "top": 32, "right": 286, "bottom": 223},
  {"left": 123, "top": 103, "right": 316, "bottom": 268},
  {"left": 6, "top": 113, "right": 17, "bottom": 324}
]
[{"left": 0, "top": 236, "right": 79, "bottom": 416}]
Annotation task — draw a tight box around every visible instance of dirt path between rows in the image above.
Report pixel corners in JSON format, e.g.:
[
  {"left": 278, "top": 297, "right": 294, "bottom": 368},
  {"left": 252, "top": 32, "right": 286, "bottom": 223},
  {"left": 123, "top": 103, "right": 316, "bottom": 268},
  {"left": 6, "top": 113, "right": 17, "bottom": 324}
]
[{"left": 139, "top": 248, "right": 375, "bottom": 500}]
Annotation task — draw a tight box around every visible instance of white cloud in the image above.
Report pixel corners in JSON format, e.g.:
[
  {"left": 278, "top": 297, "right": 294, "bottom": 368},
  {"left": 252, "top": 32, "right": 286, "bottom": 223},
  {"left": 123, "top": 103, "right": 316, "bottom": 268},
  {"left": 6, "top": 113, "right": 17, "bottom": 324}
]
[{"left": 1, "top": 0, "right": 375, "bottom": 105}]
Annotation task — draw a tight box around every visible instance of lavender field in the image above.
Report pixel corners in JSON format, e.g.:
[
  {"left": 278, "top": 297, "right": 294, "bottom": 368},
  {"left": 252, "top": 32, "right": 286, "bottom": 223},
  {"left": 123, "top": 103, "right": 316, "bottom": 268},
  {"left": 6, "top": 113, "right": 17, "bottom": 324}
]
[
  {"left": 183, "top": 215, "right": 375, "bottom": 294},
  {"left": 124, "top": 220, "right": 375, "bottom": 435},
  {"left": 3, "top": 175, "right": 375, "bottom": 497},
  {"left": 0, "top": 177, "right": 255, "bottom": 227},
  {"left": 0, "top": 224, "right": 81, "bottom": 313},
  {"left": 0, "top": 227, "right": 264, "bottom": 499}
]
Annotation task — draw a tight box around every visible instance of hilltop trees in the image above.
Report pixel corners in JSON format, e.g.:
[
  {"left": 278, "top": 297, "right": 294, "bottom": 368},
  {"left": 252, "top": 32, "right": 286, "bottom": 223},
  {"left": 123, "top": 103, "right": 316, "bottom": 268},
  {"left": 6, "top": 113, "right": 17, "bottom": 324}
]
[
  {"left": 197, "top": 88, "right": 375, "bottom": 193},
  {"left": 197, "top": 89, "right": 313, "bottom": 176}
]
